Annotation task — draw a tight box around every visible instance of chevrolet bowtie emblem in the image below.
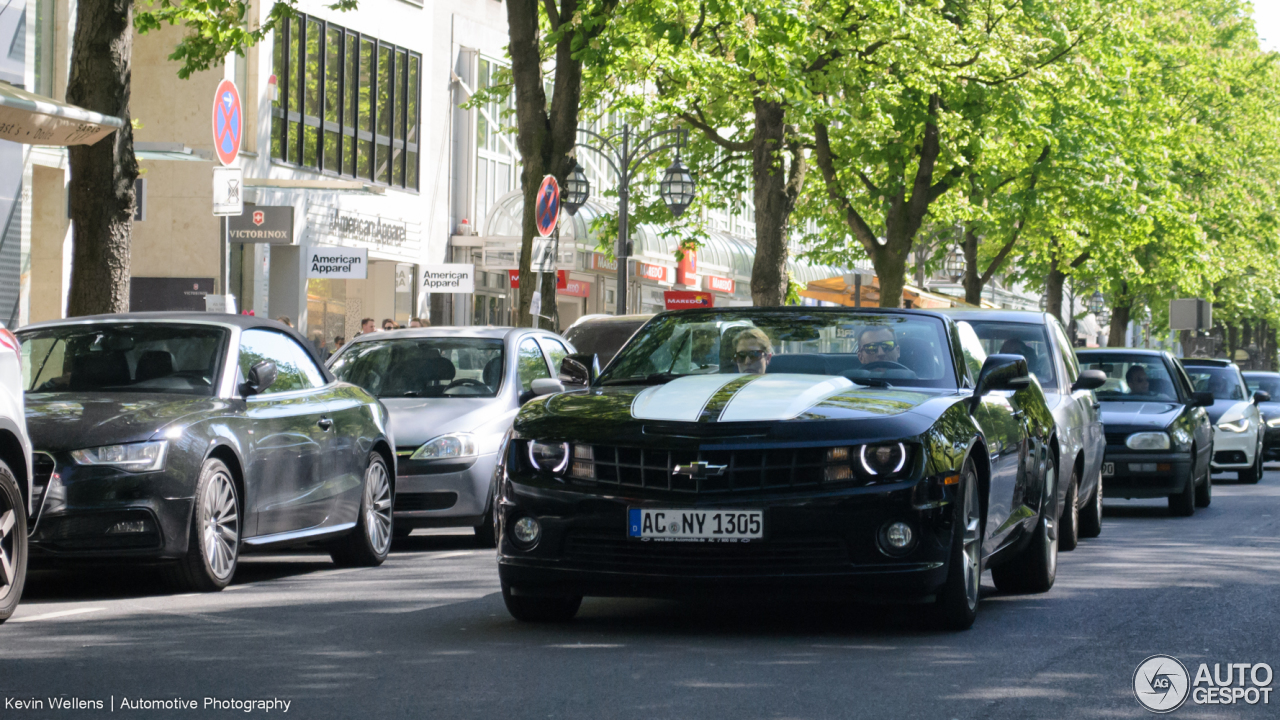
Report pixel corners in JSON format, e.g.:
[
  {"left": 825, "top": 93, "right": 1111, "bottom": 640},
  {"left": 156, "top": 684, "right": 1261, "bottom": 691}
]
[{"left": 673, "top": 461, "right": 727, "bottom": 479}]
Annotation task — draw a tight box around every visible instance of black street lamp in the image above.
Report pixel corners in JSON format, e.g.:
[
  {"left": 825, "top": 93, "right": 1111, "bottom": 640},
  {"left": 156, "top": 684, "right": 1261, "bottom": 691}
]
[
  {"left": 572, "top": 124, "right": 693, "bottom": 315},
  {"left": 944, "top": 247, "right": 965, "bottom": 282},
  {"left": 1088, "top": 291, "right": 1106, "bottom": 314},
  {"left": 562, "top": 160, "right": 590, "bottom": 216}
]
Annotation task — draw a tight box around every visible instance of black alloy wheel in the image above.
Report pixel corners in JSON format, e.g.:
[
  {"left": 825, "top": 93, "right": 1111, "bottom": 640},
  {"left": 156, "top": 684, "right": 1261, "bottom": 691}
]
[
  {"left": 331, "top": 452, "right": 393, "bottom": 567},
  {"left": 0, "top": 460, "right": 28, "bottom": 623},
  {"left": 171, "top": 458, "right": 240, "bottom": 592},
  {"left": 991, "top": 455, "right": 1058, "bottom": 594},
  {"left": 1059, "top": 467, "right": 1080, "bottom": 552},
  {"left": 1079, "top": 474, "right": 1103, "bottom": 539},
  {"left": 930, "top": 458, "right": 983, "bottom": 631},
  {"left": 1168, "top": 464, "right": 1196, "bottom": 517},
  {"left": 501, "top": 582, "right": 582, "bottom": 623}
]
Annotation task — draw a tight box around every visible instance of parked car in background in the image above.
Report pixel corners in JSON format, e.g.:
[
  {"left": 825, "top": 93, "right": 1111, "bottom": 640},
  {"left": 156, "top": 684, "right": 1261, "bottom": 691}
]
[
  {"left": 1181, "top": 358, "right": 1267, "bottom": 483},
  {"left": 0, "top": 323, "right": 33, "bottom": 623},
  {"left": 941, "top": 310, "right": 1107, "bottom": 549},
  {"left": 17, "top": 314, "right": 397, "bottom": 591},
  {"left": 562, "top": 314, "right": 653, "bottom": 369},
  {"left": 1242, "top": 371, "right": 1280, "bottom": 464},
  {"left": 500, "top": 307, "right": 1061, "bottom": 630},
  {"left": 328, "top": 327, "right": 577, "bottom": 545},
  {"left": 1076, "top": 349, "right": 1214, "bottom": 515}
]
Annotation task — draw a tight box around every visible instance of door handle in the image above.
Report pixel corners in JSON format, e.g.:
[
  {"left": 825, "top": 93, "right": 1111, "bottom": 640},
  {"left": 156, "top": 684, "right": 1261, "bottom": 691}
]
[{"left": 317, "top": 417, "right": 334, "bottom": 430}]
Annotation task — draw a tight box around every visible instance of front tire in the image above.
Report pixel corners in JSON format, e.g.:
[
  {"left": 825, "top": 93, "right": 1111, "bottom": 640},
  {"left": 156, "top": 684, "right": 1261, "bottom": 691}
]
[
  {"left": 171, "top": 458, "right": 239, "bottom": 592},
  {"left": 0, "top": 460, "right": 29, "bottom": 623},
  {"left": 1239, "top": 441, "right": 1263, "bottom": 484},
  {"left": 1059, "top": 467, "right": 1080, "bottom": 552},
  {"left": 330, "top": 452, "right": 393, "bottom": 567},
  {"left": 501, "top": 582, "right": 581, "bottom": 622},
  {"left": 1195, "top": 460, "right": 1213, "bottom": 508},
  {"left": 1079, "top": 474, "right": 1103, "bottom": 539},
  {"left": 1168, "top": 466, "right": 1196, "bottom": 517},
  {"left": 930, "top": 459, "right": 983, "bottom": 631},
  {"left": 991, "top": 460, "right": 1058, "bottom": 594}
]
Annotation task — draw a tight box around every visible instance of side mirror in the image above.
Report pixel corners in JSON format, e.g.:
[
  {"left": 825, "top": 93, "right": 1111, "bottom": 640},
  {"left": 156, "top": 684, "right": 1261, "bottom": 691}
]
[
  {"left": 1254, "top": 390, "right": 1271, "bottom": 404},
  {"left": 239, "top": 360, "right": 278, "bottom": 397},
  {"left": 1191, "top": 391, "right": 1215, "bottom": 408},
  {"left": 558, "top": 353, "right": 599, "bottom": 386},
  {"left": 529, "top": 378, "right": 565, "bottom": 398},
  {"left": 1072, "top": 369, "right": 1107, "bottom": 392},
  {"left": 972, "top": 354, "right": 1032, "bottom": 407}
]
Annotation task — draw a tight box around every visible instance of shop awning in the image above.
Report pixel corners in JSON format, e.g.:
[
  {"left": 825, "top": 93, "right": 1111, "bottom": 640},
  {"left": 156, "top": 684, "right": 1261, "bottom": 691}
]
[
  {"left": 0, "top": 82, "right": 124, "bottom": 146},
  {"left": 802, "top": 274, "right": 982, "bottom": 309}
]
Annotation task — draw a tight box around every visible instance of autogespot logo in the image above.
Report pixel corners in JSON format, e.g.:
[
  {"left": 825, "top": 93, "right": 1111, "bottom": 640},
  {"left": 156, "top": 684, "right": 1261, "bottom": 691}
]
[
  {"left": 1134, "top": 655, "right": 1275, "bottom": 713},
  {"left": 1135, "top": 655, "right": 1191, "bottom": 713}
]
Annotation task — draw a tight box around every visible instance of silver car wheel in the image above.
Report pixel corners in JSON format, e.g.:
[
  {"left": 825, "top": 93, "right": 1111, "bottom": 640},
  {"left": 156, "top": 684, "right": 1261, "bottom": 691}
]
[
  {"left": 1044, "top": 465, "right": 1058, "bottom": 577},
  {"left": 962, "top": 470, "right": 982, "bottom": 611},
  {"left": 364, "top": 459, "right": 393, "bottom": 556},
  {"left": 200, "top": 470, "right": 239, "bottom": 581},
  {"left": 0, "top": 505, "right": 15, "bottom": 593}
]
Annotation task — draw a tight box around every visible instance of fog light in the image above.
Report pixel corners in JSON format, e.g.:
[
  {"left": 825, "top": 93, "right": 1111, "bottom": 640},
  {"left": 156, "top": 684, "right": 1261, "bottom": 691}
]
[
  {"left": 512, "top": 516, "right": 541, "bottom": 546},
  {"left": 107, "top": 519, "right": 151, "bottom": 534},
  {"left": 824, "top": 464, "right": 853, "bottom": 482},
  {"left": 879, "top": 521, "right": 916, "bottom": 556}
]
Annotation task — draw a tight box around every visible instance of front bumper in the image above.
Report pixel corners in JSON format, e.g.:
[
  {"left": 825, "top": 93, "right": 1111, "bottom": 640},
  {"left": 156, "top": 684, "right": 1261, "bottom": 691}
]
[
  {"left": 1210, "top": 427, "right": 1257, "bottom": 470},
  {"left": 393, "top": 453, "right": 498, "bottom": 528},
  {"left": 496, "top": 470, "right": 958, "bottom": 603},
  {"left": 28, "top": 454, "right": 195, "bottom": 560},
  {"left": 1102, "top": 450, "right": 1192, "bottom": 499},
  {"left": 1263, "top": 425, "right": 1280, "bottom": 460}
]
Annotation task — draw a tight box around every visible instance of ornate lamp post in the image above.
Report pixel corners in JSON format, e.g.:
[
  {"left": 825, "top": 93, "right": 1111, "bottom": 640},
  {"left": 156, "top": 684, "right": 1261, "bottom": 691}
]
[
  {"left": 572, "top": 125, "right": 693, "bottom": 315},
  {"left": 562, "top": 160, "right": 590, "bottom": 216},
  {"left": 944, "top": 247, "right": 965, "bottom": 284},
  {"left": 1087, "top": 291, "right": 1105, "bottom": 315}
]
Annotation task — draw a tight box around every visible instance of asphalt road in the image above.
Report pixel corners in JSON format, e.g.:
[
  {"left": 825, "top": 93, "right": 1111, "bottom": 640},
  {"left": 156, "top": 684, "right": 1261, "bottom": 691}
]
[{"left": 2, "top": 472, "right": 1278, "bottom": 720}]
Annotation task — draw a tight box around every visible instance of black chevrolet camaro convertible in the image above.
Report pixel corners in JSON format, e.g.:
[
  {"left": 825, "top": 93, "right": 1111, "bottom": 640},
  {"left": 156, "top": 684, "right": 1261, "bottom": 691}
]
[
  {"left": 496, "top": 308, "right": 1060, "bottom": 629},
  {"left": 17, "top": 314, "right": 396, "bottom": 591}
]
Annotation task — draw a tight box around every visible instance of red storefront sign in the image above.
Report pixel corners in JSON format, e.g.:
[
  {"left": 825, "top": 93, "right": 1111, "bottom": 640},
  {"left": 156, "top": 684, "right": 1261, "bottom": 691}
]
[
  {"left": 637, "top": 262, "right": 671, "bottom": 283},
  {"left": 705, "top": 275, "right": 735, "bottom": 294},
  {"left": 559, "top": 278, "right": 592, "bottom": 298},
  {"left": 676, "top": 247, "right": 698, "bottom": 286},
  {"left": 590, "top": 253, "right": 618, "bottom": 272},
  {"left": 508, "top": 269, "right": 568, "bottom": 289},
  {"left": 663, "top": 291, "right": 714, "bottom": 310}
]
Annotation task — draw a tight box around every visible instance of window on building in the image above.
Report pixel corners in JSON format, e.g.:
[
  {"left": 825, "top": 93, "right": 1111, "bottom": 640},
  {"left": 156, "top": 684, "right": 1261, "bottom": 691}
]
[
  {"left": 271, "top": 15, "right": 420, "bottom": 191},
  {"left": 475, "top": 57, "right": 519, "bottom": 222}
]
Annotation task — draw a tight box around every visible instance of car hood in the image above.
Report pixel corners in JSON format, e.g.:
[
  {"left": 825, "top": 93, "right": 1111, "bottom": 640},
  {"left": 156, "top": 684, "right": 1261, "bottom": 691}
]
[
  {"left": 1097, "top": 400, "right": 1183, "bottom": 431},
  {"left": 379, "top": 396, "right": 516, "bottom": 449},
  {"left": 25, "top": 393, "right": 223, "bottom": 451},
  {"left": 1206, "top": 399, "right": 1249, "bottom": 425}
]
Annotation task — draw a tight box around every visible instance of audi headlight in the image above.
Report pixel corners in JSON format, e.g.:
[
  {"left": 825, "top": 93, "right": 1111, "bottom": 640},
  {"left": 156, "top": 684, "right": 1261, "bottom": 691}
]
[
  {"left": 527, "top": 441, "right": 570, "bottom": 474},
  {"left": 1217, "top": 419, "right": 1250, "bottom": 433},
  {"left": 1266, "top": 416, "right": 1280, "bottom": 428},
  {"left": 71, "top": 441, "right": 169, "bottom": 472},
  {"left": 410, "top": 433, "right": 478, "bottom": 460},
  {"left": 1125, "top": 432, "right": 1171, "bottom": 451}
]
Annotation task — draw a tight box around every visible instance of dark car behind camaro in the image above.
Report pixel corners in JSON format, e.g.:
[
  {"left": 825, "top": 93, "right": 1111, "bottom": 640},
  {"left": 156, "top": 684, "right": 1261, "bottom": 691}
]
[{"left": 496, "top": 307, "right": 1063, "bottom": 630}]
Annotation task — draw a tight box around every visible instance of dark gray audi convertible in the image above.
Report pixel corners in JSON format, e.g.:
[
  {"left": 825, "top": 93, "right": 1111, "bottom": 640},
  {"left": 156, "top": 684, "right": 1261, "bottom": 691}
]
[{"left": 17, "top": 313, "right": 396, "bottom": 591}]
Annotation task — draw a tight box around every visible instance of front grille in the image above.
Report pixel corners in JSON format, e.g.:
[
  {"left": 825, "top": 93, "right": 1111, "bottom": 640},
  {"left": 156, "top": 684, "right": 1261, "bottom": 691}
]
[
  {"left": 1105, "top": 433, "right": 1129, "bottom": 447},
  {"left": 562, "top": 531, "right": 850, "bottom": 575},
  {"left": 33, "top": 510, "right": 161, "bottom": 551},
  {"left": 582, "top": 446, "right": 829, "bottom": 495},
  {"left": 395, "top": 492, "right": 457, "bottom": 512}
]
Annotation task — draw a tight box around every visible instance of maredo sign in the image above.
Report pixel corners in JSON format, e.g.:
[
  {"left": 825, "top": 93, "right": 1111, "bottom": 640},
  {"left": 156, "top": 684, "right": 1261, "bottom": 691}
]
[
  {"left": 507, "top": 271, "right": 592, "bottom": 297},
  {"left": 664, "top": 290, "right": 714, "bottom": 309},
  {"left": 705, "top": 275, "right": 735, "bottom": 294}
]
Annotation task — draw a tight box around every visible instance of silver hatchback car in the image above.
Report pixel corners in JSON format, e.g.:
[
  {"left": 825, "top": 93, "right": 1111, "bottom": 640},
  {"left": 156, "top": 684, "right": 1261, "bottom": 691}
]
[{"left": 328, "top": 327, "right": 575, "bottom": 545}]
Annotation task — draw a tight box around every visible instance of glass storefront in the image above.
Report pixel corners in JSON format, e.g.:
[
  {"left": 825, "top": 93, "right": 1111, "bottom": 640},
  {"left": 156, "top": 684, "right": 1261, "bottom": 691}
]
[{"left": 307, "top": 278, "right": 348, "bottom": 360}]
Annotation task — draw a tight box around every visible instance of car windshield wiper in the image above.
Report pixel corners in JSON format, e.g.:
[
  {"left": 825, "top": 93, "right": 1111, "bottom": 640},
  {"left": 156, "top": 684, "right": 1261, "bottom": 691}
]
[{"left": 601, "top": 372, "right": 689, "bottom": 386}]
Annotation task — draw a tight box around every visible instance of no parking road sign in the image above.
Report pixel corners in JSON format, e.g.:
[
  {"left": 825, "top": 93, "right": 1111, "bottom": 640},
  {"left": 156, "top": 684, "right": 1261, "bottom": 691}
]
[
  {"left": 535, "top": 175, "right": 560, "bottom": 238},
  {"left": 212, "top": 79, "right": 242, "bottom": 167}
]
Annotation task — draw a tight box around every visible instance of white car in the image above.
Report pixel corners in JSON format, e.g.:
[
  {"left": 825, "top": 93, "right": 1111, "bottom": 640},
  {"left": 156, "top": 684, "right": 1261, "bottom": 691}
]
[
  {"left": 1181, "top": 358, "right": 1268, "bottom": 483},
  {"left": 0, "top": 322, "right": 33, "bottom": 623}
]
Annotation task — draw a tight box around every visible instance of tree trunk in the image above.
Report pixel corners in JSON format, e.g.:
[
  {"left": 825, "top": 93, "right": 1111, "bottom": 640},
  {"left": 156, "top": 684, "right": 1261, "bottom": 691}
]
[
  {"left": 1046, "top": 252, "right": 1065, "bottom": 323},
  {"left": 1227, "top": 323, "right": 1239, "bottom": 362},
  {"left": 65, "top": 0, "right": 137, "bottom": 316},
  {"left": 538, "top": 269, "right": 559, "bottom": 332},
  {"left": 1111, "top": 301, "right": 1131, "bottom": 345},
  {"left": 961, "top": 223, "right": 981, "bottom": 306},
  {"left": 749, "top": 100, "right": 803, "bottom": 307}
]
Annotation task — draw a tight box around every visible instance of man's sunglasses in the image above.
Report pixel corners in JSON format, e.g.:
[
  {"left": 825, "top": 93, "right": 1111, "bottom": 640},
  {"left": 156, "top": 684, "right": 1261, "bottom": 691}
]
[
  {"left": 860, "top": 341, "right": 897, "bottom": 354},
  {"left": 734, "top": 349, "right": 767, "bottom": 362}
]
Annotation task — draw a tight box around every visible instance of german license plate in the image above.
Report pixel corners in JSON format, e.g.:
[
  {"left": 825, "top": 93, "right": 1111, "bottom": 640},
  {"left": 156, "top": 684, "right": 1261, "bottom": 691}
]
[
  {"left": 628, "top": 508, "right": 763, "bottom": 541},
  {"left": 1102, "top": 462, "right": 1115, "bottom": 477}
]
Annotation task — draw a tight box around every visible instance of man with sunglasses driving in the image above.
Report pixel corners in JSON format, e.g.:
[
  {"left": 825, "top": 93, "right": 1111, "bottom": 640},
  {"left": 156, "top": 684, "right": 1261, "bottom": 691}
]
[
  {"left": 733, "top": 327, "right": 774, "bottom": 374},
  {"left": 857, "top": 326, "right": 900, "bottom": 366}
]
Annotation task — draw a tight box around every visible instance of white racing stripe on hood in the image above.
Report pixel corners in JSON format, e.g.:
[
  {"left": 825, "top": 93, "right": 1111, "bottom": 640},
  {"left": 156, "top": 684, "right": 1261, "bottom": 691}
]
[
  {"left": 631, "top": 374, "right": 752, "bottom": 421},
  {"left": 719, "top": 374, "right": 855, "bottom": 422}
]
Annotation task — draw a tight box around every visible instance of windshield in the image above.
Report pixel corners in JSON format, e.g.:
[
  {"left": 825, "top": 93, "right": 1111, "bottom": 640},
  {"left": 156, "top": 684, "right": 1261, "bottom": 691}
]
[
  {"left": 1245, "top": 375, "right": 1280, "bottom": 398},
  {"left": 20, "top": 323, "right": 226, "bottom": 396},
  {"left": 597, "top": 310, "right": 957, "bottom": 389},
  {"left": 330, "top": 337, "right": 504, "bottom": 398},
  {"left": 563, "top": 319, "right": 647, "bottom": 366},
  {"left": 961, "top": 321, "right": 1057, "bottom": 388},
  {"left": 1184, "top": 366, "right": 1244, "bottom": 401},
  {"left": 1077, "top": 353, "right": 1179, "bottom": 402}
]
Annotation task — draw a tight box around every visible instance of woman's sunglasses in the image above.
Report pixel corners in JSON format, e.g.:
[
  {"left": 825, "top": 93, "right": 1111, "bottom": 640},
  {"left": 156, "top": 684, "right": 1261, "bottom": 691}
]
[{"left": 734, "top": 349, "right": 767, "bottom": 362}]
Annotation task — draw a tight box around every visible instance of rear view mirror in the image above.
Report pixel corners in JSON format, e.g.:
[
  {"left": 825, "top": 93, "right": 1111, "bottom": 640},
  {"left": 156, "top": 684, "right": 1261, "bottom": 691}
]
[
  {"left": 558, "top": 353, "right": 599, "bottom": 386},
  {"left": 240, "top": 360, "right": 278, "bottom": 397},
  {"left": 1072, "top": 369, "right": 1107, "bottom": 392},
  {"left": 1191, "top": 391, "right": 1214, "bottom": 408},
  {"left": 1254, "top": 390, "right": 1271, "bottom": 404}
]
